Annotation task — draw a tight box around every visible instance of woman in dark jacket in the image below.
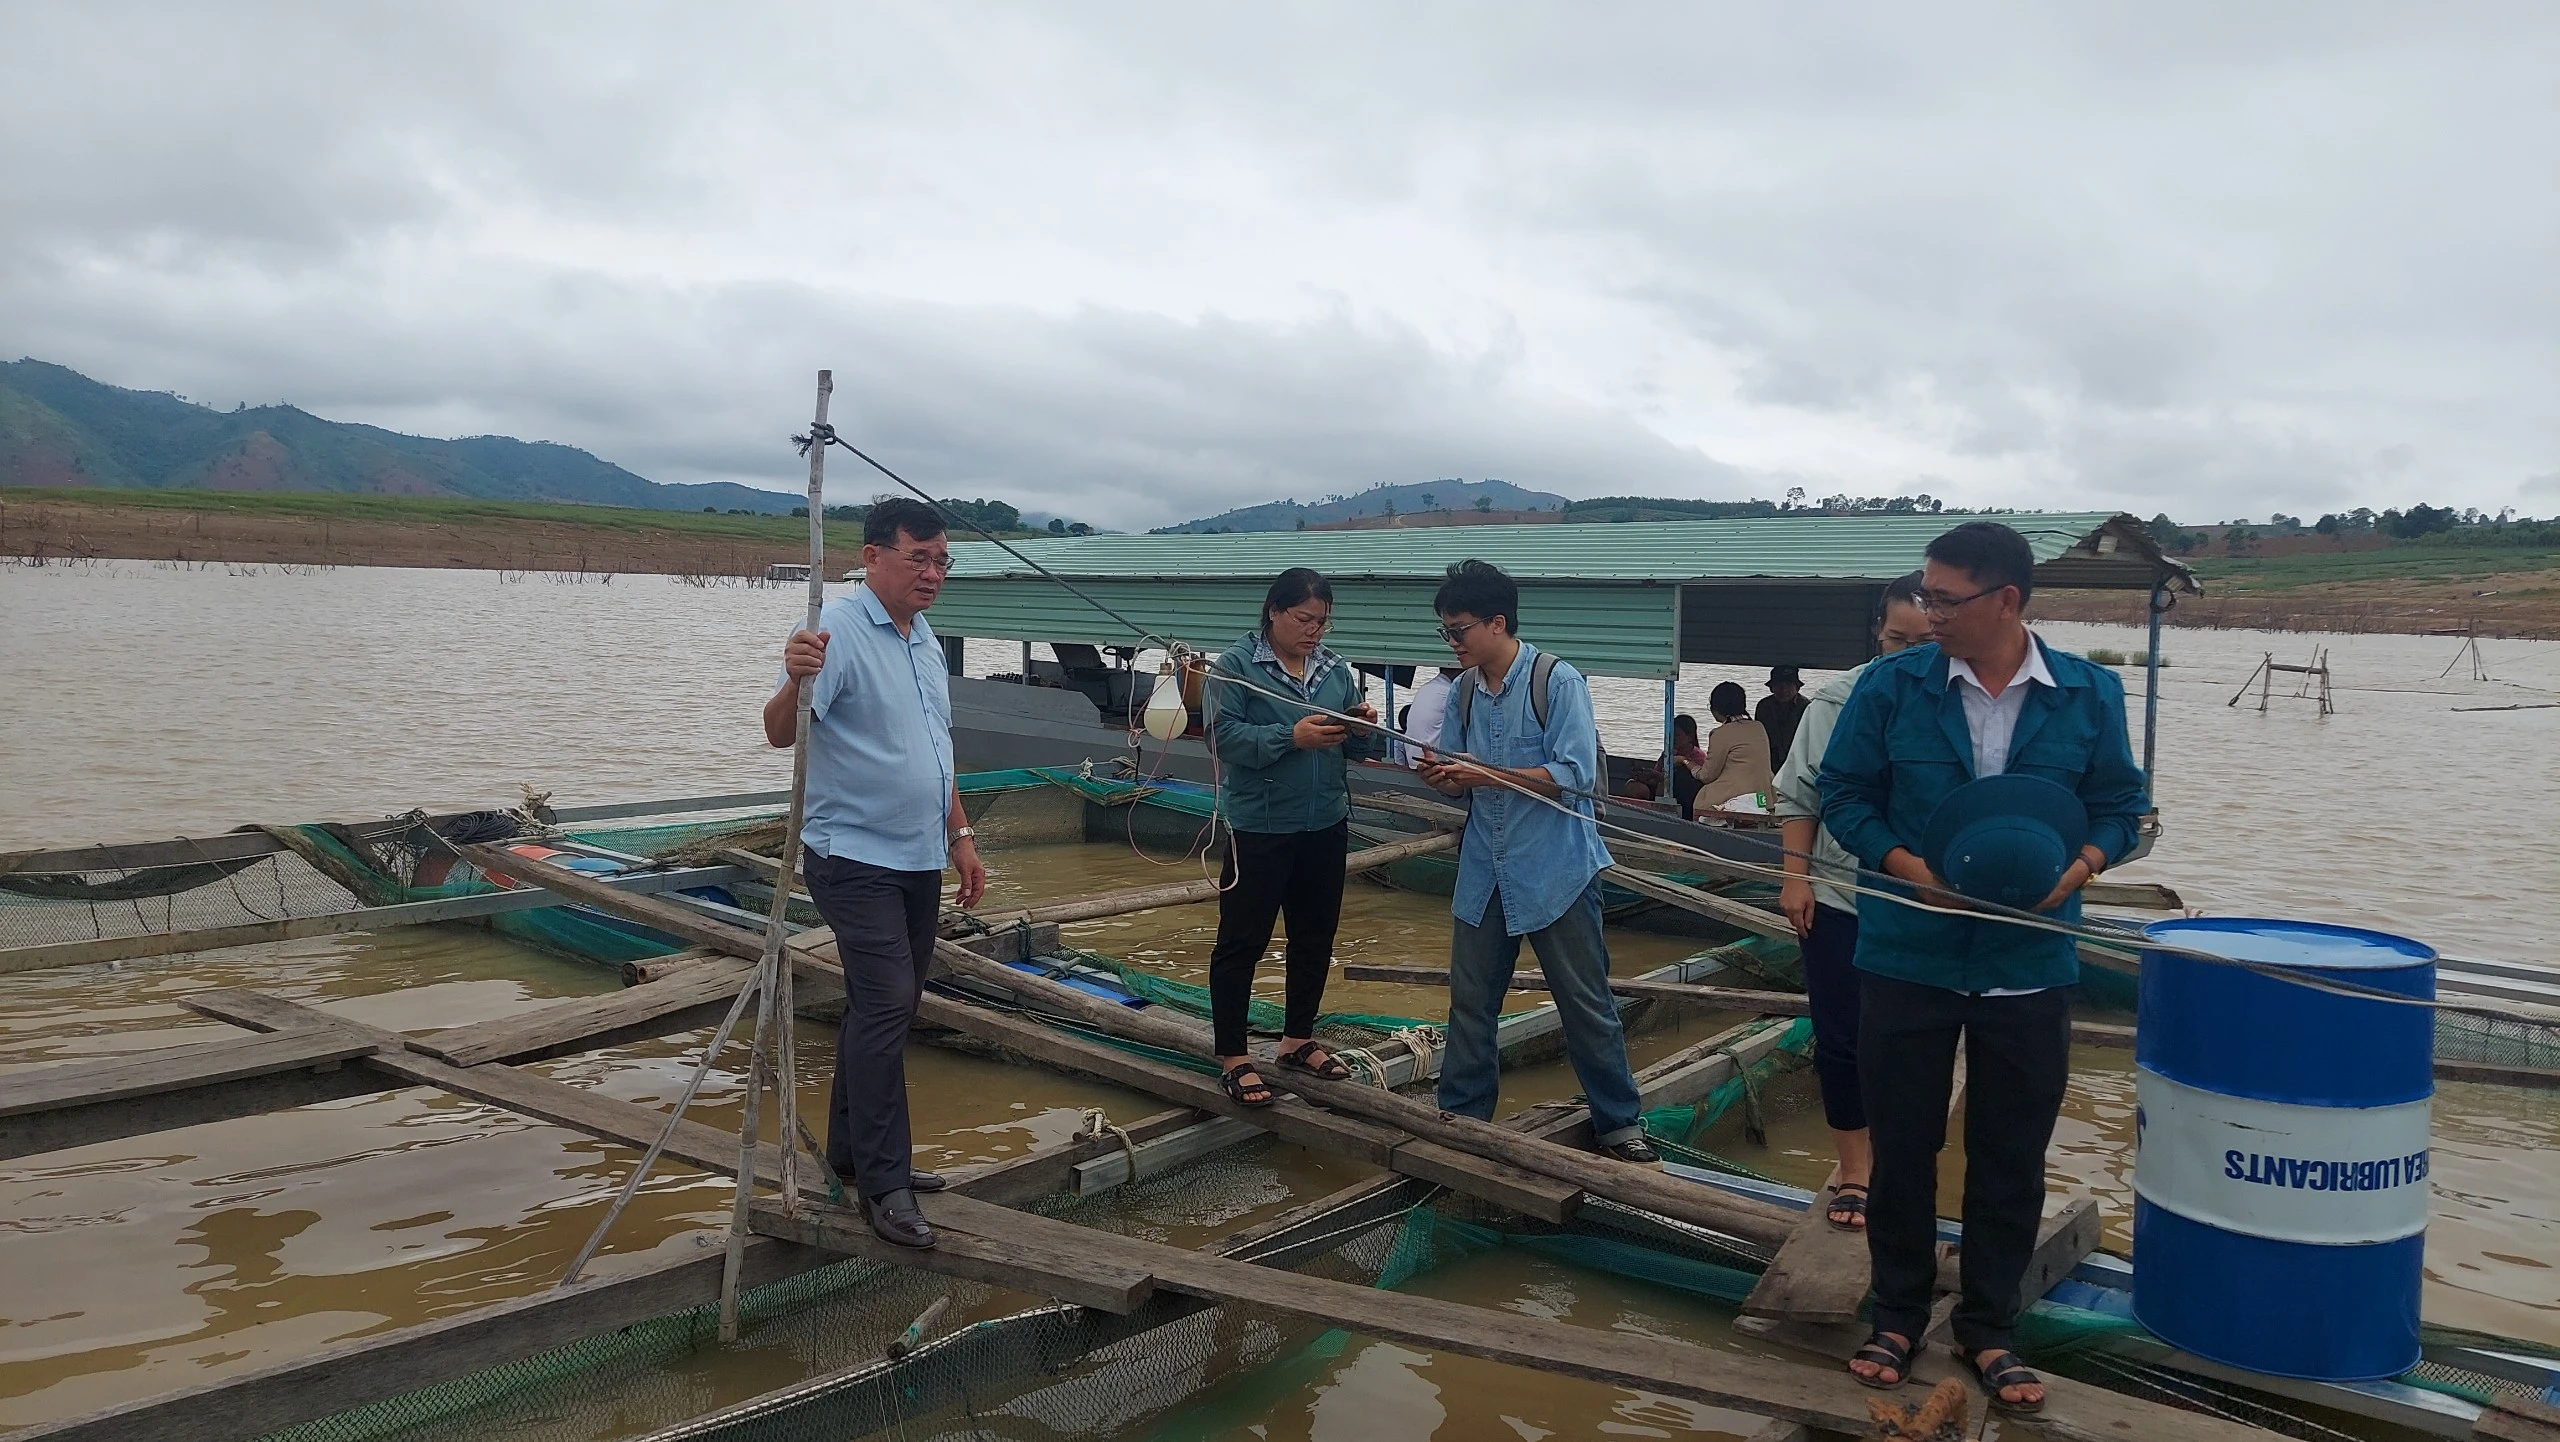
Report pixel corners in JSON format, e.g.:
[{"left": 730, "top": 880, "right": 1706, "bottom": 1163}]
[{"left": 1202, "top": 568, "right": 1384, "bottom": 1106}]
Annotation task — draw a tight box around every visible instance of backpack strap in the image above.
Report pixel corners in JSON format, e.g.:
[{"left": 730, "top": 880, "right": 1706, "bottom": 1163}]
[{"left": 1527, "top": 650, "right": 1558, "bottom": 730}]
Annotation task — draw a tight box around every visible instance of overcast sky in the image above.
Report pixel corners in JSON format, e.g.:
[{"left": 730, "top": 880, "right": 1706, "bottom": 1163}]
[{"left": 3, "top": 3, "right": 2553, "bottom": 527}]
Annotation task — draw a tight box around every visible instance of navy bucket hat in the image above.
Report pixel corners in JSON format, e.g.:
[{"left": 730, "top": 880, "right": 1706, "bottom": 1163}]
[{"left": 1921, "top": 774, "right": 2090, "bottom": 910}]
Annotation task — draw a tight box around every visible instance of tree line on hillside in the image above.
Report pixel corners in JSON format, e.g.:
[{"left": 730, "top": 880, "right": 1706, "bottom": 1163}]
[
  {"left": 780, "top": 497, "right": 1090, "bottom": 537},
  {"left": 2143, "top": 504, "right": 2556, "bottom": 556}
]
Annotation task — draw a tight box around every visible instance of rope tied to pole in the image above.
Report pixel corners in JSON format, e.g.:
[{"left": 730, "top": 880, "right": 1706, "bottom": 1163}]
[{"left": 1078, "top": 1106, "right": 1143, "bottom": 1184}]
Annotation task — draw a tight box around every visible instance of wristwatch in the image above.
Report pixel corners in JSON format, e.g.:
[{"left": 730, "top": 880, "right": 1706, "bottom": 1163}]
[{"left": 947, "top": 826, "right": 975, "bottom": 848}]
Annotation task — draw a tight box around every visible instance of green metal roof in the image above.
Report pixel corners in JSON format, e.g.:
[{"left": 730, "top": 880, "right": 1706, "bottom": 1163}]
[
  {"left": 927, "top": 512, "right": 2187, "bottom": 679},
  {"left": 942, "top": 511, "right": 2179, "bottom": 585}
]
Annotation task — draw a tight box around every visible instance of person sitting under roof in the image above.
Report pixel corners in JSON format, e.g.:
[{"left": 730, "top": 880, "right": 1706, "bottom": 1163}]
[{"left": 1681, "top": 682, "right": 1774, "bottom": 813}]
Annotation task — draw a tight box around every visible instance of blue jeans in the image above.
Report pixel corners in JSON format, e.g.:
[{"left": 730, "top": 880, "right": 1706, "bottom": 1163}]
[{"left": 1437, "top": 881, "right": 1646, "bottom": 1144}]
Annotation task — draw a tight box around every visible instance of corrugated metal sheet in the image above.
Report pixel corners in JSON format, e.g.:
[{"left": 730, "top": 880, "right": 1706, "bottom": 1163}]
[
  {"left": 941, "top": 511, "right": 2179, "bottom": 586},
  {"left": 927, "top": 511, "right": 2189, "bottom": 679},
  {"left": 926, "top": 577, "right": 1680, "bottom": 676}
]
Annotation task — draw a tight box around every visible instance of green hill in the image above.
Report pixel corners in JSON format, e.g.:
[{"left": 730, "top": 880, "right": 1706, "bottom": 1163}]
[{"left": 0, "top": 358, "right": 800, "bottom": 513}]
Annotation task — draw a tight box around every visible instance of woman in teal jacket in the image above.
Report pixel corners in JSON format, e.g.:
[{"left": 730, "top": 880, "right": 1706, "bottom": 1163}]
[{"left": 1202, "top": 568, "right": 1385, "bottom": 1106}]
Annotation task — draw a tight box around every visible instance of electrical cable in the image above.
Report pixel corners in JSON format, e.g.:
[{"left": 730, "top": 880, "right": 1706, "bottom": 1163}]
[{"left": 801, "top": 425, "right": 2553, "bottom": 1024}]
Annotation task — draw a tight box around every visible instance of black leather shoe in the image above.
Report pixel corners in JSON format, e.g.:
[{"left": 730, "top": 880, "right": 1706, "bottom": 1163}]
[
  {"left": 864, "top": 1188, "right": 936, "bottom": 1249},
  {"left": 1598, "top": 1135, "right": 1662, "bottom": 1167},
  {"left": 908, "top": 1169, "right": 948, "bottom": 1193}
]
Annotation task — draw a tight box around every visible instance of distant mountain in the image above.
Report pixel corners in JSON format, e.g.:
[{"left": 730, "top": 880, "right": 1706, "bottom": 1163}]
[
  {"left": 0, "top": 359, "right": 800, "bottom": 513},
  {"left": 1155, "top": 478, "right": 1568, "bottom": 533}
]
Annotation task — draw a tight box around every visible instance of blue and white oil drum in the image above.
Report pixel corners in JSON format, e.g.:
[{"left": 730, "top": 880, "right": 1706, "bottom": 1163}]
[{"left": 2132, "top": 917, "right": 2435, "bottom": 1382}]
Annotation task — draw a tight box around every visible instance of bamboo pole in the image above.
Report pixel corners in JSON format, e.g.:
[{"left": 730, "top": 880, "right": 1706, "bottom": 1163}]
[{"left": 718, "top": 369, "right": 835, "bottom": 1340}]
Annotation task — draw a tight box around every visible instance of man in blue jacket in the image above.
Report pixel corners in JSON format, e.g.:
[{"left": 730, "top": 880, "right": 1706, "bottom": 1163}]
[{"left": 1817, "top": 522, "right": 2147, "bottom": 1412}]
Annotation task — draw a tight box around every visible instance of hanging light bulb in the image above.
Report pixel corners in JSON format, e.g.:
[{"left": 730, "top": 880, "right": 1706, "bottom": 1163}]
[{"left": 1142, "top": 659, "right": 1188, "bottom": 741}]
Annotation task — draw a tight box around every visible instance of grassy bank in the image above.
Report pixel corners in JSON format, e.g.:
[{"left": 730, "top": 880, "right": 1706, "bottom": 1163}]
[{"left": 2187, "top": 544, "right": 2560, "bottom": 593}]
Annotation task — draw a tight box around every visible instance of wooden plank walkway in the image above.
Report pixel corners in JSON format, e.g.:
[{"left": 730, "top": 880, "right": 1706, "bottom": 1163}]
[
  {"left": 1343, "top": 961, "right": 1814, "bottom": 1015},
  {"left": 0, "top": 863, "right": 744, "bottom": 976},
  {"left": 0, "top": 1028, "right": 381, "bottom": 1161},
  {"left": 413, "top": 922, "right": 1057, "bottom": 1068},
  {"left": 922, "top": 992, "right": 1586, "bottom": 1222},
  {"left": 754, "top": 1191, "right": 2268, "bottom": 1442},
  {"left": 928, "top": 939, "right": 1798, "bottom": 1249}
]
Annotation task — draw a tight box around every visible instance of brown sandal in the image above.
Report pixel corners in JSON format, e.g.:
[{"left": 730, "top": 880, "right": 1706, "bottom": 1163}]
[{"left": 1275, "top": 1042, "right": 1355, "bottom": 1081}]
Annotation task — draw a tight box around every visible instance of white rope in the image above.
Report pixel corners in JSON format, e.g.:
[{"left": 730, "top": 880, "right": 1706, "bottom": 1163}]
[
  {"left": 1078, "top": 1106, "right": 1143, "bottom": 1184},
  {"left": 1184, "top": 657, "right": 2549, "bottom": 1024}
]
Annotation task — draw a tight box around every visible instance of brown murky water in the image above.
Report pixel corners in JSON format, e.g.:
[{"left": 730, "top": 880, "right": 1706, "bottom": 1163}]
[{"left": 3, "top": 564, "right": 2556, "bottom": 1438}]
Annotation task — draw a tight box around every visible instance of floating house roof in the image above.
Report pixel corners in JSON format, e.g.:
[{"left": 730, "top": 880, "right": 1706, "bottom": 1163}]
[{"left": 928, "top": 511, "right": 2190, "bottom": 678}]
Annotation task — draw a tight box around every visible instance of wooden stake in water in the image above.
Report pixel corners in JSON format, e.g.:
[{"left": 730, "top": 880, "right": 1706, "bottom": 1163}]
[{"left": 719, "top": 370, "right": 835, "bottom": 1341}]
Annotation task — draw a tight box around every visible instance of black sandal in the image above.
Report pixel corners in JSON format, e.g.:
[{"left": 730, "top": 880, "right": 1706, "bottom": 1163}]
[
  {"left": 1959, "top": 1347, "right": 2046, "bottom": 1415},
  {"left": 1218, "top": 1063, "right": 1276, "bottom": 1109},
  {"left": 1849, "top": 1330, "right": 1913, "bottom": 1390},
  {"left": 1275, "top": 1041, "right": 1355, "bottom": 1082},
  {"left": 1825, "top": 1181, "right": 1869, "bottom": 1232}
]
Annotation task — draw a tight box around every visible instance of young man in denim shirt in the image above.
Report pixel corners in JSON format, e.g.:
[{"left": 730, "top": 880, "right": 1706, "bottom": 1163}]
[{"left": 1417, "top": 561, "right": 1656, "bottom": 1165}]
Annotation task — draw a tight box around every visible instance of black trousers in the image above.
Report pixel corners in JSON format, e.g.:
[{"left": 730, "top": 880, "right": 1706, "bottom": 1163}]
[
  {"left": 803, "top": 850, "right": 943, "bottom": 1203},
  {"left": 1207, "top": 822, "right": 1349, "bottom": 1057},
  {"left": 1859, "top": 971, "right": 2072, "bottom": 1353},
  {"left": 1800, "top": 904, "right": 1866, "bottom": 1133}
]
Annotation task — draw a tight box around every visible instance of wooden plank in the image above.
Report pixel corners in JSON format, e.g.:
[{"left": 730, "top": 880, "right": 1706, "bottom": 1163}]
[
  {"left": 1741, "top": 1165, "right": 1868, "bottom": 1324},
  {"left": 416, "top": 923, "right": 1056, "bottom": 1068},
  {"left": 929, "top": 940, "right": 1798, "bottom": 1249},
  {"left": 0, "top": 1029, "right": 375, "bottom": 1117},
  {"left": 0, "top": 1029, "right": 385, "bottom": 1161},
  {"left": 455, "top": 843, "right": 813, "bottom": 963},
  {"left": 1342, "top": 962, "right": 1813, "bottom": 1015},
  {"left": 415, "top": 959, "right": 764, "bottom": 1067},
  {"left": 1604, "top": 865, "right": 1796, "bottom": 941},
  {"left": 8, "top": 1091, "right": 1198, "bottom": 1442},
  {"left": 785, "top": 1192, "right": 2267, "bottom": 1442},
  {"left": 2476, "top": 1394, "right": 2560, "bottom": 1442},
  {"left": 443, "top": 834, "right": 1773, "bottom": 1242},
  {"left": 2007, "top": 1198, "right": 2102, "bottom": 1316},
  {"left": 0, "top": 864, "right": 742, "bottom": 976},
  {"left": 918, "top": 992, "right": 1401, "bottom": 1168},
  {"left": 922, "top": 992, "right": 1581, "bottom": 1219},
  {"left": 2082, "top": 879, "right": 2183, "bottom": 910},
  {"left": 1740, "top": 1052, "right": 1962, "bottom": 1327},
  {"left": 749, "top": 1199, "right": 1155, "bottom": 1314},
  {"left": 725, "top": 829, "right": 1455, "bottom": 932},
  {"left": 1387, "top": 1138, "right": 1583, "bottom": 1223}
]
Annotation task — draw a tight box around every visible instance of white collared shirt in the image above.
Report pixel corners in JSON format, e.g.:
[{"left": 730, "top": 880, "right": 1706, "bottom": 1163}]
[
  {"left": 1943, "top": 634, "right": 2058, "bottom": 997},
  {"left": 1945, "top": 636, "right": 2056, "bottom": 778}
]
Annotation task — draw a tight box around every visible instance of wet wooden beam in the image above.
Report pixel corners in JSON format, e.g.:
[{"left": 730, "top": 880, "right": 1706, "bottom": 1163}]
[
  {"left": 1343, "top": 962, "right": 1812, "bottom": 1015},
  {"left": 413, "top": 922, "right": 1058, "bottom": 1069},
  {"left": 749, "top": 1199, "right": 1155, "bottom": 1313},
  {"left": 919, "top": 992, "right": 1583, "bottom": 1222},
  {"left": 1603, "top": 865, "right": 1795, "bottom": 941},
  {"left": 0, "top": 1029, "right": 383, "bottom": 1161},
  {"left": 0, "top": 864, "right": 742, "bottom": 976},
  {"left": 763, "top": 1192, "right": 2266, "bottom": 1442},
  {"left": 930, "top": 940, "right": 1796, "bottom": 1249},
  {"left": 8, "top": 1088, "right": 1194, "bottom": 1442}
]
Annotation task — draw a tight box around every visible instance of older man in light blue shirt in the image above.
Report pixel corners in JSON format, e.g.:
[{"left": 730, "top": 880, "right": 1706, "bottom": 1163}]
[
  {"left": 767, "top": 498, "right": 984, "bottom": 1250},
  {"left": 1416, "top": 561, "right": 1653, "bottom": 1165}
]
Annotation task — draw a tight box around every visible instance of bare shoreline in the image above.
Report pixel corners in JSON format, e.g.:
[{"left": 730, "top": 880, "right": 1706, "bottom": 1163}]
[{"left": 7, "top": 495, "right": 2553, "bottom": 639}]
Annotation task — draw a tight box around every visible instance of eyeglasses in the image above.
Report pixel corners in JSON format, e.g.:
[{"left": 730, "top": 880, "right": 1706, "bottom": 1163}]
[
  {"left": 885, "top": 548, "right": 954, "bottom": 574},
  {"left": 1916, "top": 584, "right": 2005, "bottom": 618},
  {"left": 1436, "top": 619, "right": 1484, "bottom": 645},
  {"left": 1280, "top": 609, "right": 1332, "bottom": 634}
]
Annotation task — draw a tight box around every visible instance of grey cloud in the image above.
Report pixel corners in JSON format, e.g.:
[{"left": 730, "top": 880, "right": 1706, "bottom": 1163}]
[{"left": 2, "top": 0, "right": 2552, "bottom": 527}]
